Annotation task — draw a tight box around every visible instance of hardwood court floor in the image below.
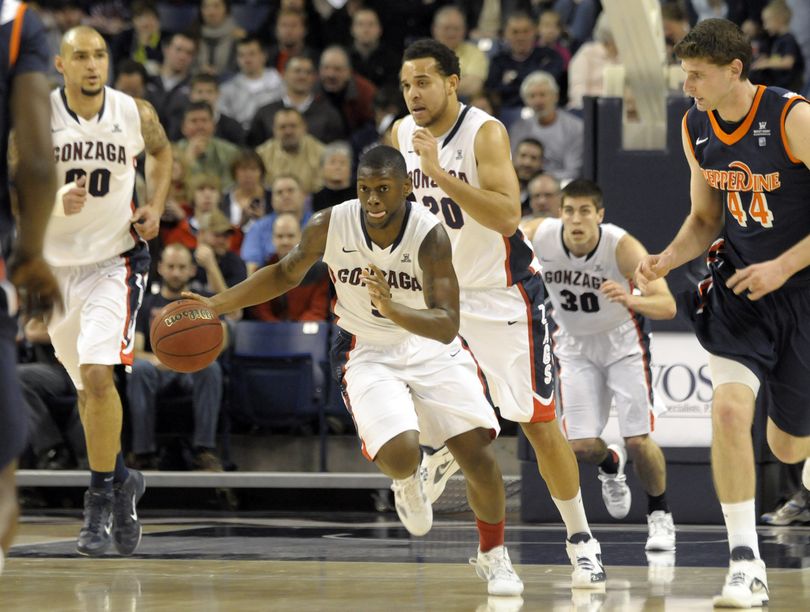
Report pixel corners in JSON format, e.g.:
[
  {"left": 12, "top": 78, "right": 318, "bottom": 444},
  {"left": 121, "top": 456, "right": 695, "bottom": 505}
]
[{"left": 4, "top": 516, "right": 810, "bottom": 611}]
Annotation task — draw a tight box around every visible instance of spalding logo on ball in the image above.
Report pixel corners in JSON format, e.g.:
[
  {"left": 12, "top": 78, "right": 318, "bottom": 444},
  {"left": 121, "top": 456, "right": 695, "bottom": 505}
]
[{"left": 150, "top": 299, "right": 223, "bottom": 373}]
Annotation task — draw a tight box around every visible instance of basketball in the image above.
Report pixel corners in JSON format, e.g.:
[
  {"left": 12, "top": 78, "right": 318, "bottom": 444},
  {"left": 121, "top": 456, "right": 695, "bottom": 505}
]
[{"left": 149, "top": 299, "right": 223, "bottom": 373}]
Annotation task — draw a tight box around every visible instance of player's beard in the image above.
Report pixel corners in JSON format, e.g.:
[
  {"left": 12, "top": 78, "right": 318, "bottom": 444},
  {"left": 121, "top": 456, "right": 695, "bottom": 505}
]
[{"left": 81, "top": 85, "right": 104, "bottom": 97}]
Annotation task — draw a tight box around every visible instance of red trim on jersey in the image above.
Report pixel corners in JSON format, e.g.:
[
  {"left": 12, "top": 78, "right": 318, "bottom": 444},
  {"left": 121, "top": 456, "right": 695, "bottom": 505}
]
[
  {"left": 780, "top": 95, "right": 808, "bottom": 165},
  {"left": 119, "top": 254, "right": 134, "bottom": 365},
  {"left": 650, "top": 409, "right": 655, "bottom": 433},
  {"left": 0, "top": 257, "right": 6, "bottom": 281},
  {"left": 459, "top": 335, "right": 491, "bottom": 403},
  {"left": 626, "top": 306, "right": 654, "bottom": 408},
  {"left": 338, "top": 335, "right": 367, "bottom": 460},
  {"left": 708, "top": 85, "right": 765, "bottom": 146},
  {"left": 517, "top": 282, "right": 556, "bottom": 423},
  {"left": 502, "top": 236, "right": 513, "bottom": 286},
  {"left": 8, "top": 3, "right": 27, "bottom": 69}
]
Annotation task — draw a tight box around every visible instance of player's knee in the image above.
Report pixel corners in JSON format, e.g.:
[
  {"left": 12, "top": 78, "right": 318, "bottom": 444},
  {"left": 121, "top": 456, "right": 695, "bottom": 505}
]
[
  {"left": 569, "top": 438, "right": 599, "bottom": 462},
  {"left": 711, "top": 396, "right": 752, "bottom": 431},
  {"left": 623, "top": 434, "right": 649, "bottom": 456},
  {"left": 79, "top": 364, "right": 115, "bottom": 398},
  {"left": 768, "top": 433, "right": 807, "bottom": 464}
]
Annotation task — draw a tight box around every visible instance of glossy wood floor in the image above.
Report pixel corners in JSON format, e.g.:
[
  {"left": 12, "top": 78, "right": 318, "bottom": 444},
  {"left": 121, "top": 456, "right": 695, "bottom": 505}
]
[{"left": 4, "top": 516, "right": 810, "bottom": 611}]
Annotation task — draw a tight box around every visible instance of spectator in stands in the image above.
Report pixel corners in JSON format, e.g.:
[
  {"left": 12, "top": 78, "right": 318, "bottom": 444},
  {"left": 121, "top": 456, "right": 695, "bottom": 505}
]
[
  {"left": 514, "top": 138, "right": 545, "bottom": 214},
  {"left": 538, "top": 9, "right": 572, "bottom": 69},
  {"left": 159, "top": 153, "right": 198, "bottom": 251},
  {"left": 350, "top": 86, "right": 404, "bottom": 167},
  {"left": 195, "top": 0, "right": 245, "bottom": 78},
  {"left": 174, "top": 73, "right": 245, "bottom": 146},
  {"left": 267, "top": 8, "right": 317, "bottom": 73},
  {"left": 176, "top": 101, "right": 240, "bottom": 190},
  {"left": 468, "top": 88, "right": 500, "bottom": 117},
  {"left": 349, "top": 7, "right": 399, "bottom": 89},
  {"left": 750, "top": 0, "right": 805, "bottom": 91},
  {"left": 222, "top": 150, "right": 272, "bottom": 233},
  {"left": 43, "top": 1, "right": 86, "bottom": 87},
  {"left": 188, "top": 173, "right": 225, "bottom": 234},
  {"left": 192, "top": 210, "right": 247, "bottom": 320},
  {"left": 241, "top": 175, "right": 311, "bottom": 275},
  {"left": 431, "top": 5, "right": 489, "bottom": 99},
  {"left": 246, "top": 213, "right": 330, "bottom": 322},
  {"left": 128, "top": 244, "right": 225, "bottom": 472},
  {"left": 110, "top": 0, "right": 164, "bottom": 77},
  {"left": 114, "top": 59, "right": 148, "bottom": 99},
  {"left": 662, "top": 2, "right": 691, "bottom": 63},
  {"left": 18, "top": 318, "right": 85, "bottom": 470},
  {"left": 247, "top": 54, "right": 345, "bottom": 147},
  {"left": 318, "top": 45, "right": 377, "bottom": 135},
  {"left": 551, "top": 0, "right": 600, "bottom": 52},
  {"left": 312, "top": 142, "right": 355, "bottom": 212},
  {"left": 485, "top": 11, "right": 565, "bottom": 115},
  {"left": 523, "top": 172, "right": 562, "bottom": 220},
  {"left": 566, "top": 12, "right": 620, "bottom": 112},
  {"left": 255, "top": 107, "right": 325, "bottom": 195},
  {"left": 509, "top": 71, "right": 584, "bottom": 183},
  {"left": 218, "top": 37, "right": 285, "bottom": 131},
  {"left": 149, "top": 31, "right": 196, "bottom": 131}
]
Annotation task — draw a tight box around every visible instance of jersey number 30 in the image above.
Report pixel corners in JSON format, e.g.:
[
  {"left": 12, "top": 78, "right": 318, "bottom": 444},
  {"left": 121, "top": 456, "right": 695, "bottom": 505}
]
[
  {"left": 65, "top": 168, "right": 112, "bottom": 197},
  {"left": 559, "top": 290, "right": 600, "bottom": 313}
]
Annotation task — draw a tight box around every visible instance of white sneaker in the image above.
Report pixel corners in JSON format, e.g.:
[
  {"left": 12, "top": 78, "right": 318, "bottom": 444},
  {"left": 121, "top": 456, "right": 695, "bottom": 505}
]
[
  {"left": 566, "top": 535, "right": 607, "bottom": 589},
  {"left": 713, "top": 551, "right": 769, "bottom": 608},
  {"left": 469, "top": 545, "right": 524, "bottom": 596},
  {"left": 598, "top": 444, "right": 631, "bottom": 519},
  {"left": 391, "top": 469, "right": 432, "bottom": 536},
  {"left": 421, "top": 445, "right": 460, "bottom": 504},
  {"left": 645, "top": 510, "right": 676, "bottom": 551}
]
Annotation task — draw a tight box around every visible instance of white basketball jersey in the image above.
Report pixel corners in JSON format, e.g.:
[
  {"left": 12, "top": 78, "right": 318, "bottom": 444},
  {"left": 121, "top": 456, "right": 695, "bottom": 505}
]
[
  {"left": 323, "top": 199, "right": 440, "bottom": 345},
  {"left": 398, "top": 105, "right": 538, "bottom": 289},
  {"left": 534, "top": 219, "right": 633, "bottom": 335},
  {"left": 45, "top": 86, "right": 145, "bottom": 266}
]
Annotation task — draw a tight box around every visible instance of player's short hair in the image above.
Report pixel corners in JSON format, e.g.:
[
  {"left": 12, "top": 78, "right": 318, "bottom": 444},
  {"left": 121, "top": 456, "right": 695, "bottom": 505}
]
[
  {"left": 402, "top": 39, "right": 461, "bottom": 79},
  {"left": 357, "top": 145, "right": 408, "bottom": 180},
  {"left": 561, "top": 178, "right": 603, "bottom": 210},
  {"left": 673, "top": 18, "right": 752, "bottom": 78}
]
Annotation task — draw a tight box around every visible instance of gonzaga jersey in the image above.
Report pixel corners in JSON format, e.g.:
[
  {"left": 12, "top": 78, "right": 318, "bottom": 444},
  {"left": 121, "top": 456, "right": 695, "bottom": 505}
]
[
  {"left": 534, "top": 219, "right": 633, "bottom": 335},
  {"left": 323, "top": 199, "right": 440, "bottom": 345},
  {"left": 398, "top": 104, "right": 538, "bottom": 289},
  {"left": 45, "top": 86, "right": 144, "bottom": 266},
  {"left": 684, "top": 85, "right": 810, "bottom": 287}
]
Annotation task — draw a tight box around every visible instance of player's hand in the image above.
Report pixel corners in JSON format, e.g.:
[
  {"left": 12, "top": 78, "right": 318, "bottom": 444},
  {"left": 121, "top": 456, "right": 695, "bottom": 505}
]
[
  {"left": 412, "top": 128, "right": 441, "bottom": 177},
  {"left": 726, "top": 259, "right": 789, "bottom": 301},
  {"left": 131, "top": 204, "right": 161, "bottom": 240},
  {"left": 361, "top": 264, "right": 392, "bottom": 315},
  {"left": 62, "top": 174, "right": 87, "bottom": 215},
  {"left": 181, "top": 291, "right": 217, "bottom": 312},
  {"left": 635, "top": 252, "right": 674, "bottom": 285},
  {"left": 600, "top": 279, "right": 633, "bottom": 307},
  {"left": 7, "top": 253, "right": 62, "bottom": 319},
  {"left": 194, "top": 244, "right": 217, "bottom": 269}
]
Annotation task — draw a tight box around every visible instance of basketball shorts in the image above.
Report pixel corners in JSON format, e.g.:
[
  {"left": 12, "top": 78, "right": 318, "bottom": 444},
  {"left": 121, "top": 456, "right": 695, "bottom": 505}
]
[
  {"left": 48, "top": 241, "right": 149, "bottom": 390},
  {"left": 458, "top": 274, "right": 555, "bottom": 423},
  {"left": 330, "top": 327, "right": 500, "bottom": 461},
  {"left": 0, "top": 264, "right": 27, "bottom": 468},
  {"left": 553, "top": 319, "right": 660, "bottom": 440},
  {"left": 679, "top": 238, "right": 810, "bottom": 436}
]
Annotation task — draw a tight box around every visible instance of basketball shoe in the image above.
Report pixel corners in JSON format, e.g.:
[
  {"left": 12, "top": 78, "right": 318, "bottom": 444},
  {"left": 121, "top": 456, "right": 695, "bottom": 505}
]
[
  {"left": 566, "top": 534, "right": 607, "bottom": 588},
  {"left": 470, "top": 545, "right": 524, "bottom": 596},
  {"left": 760, "top": 489, "right": 810, "bottom": 525},
  {"left": 420, "top": 445, "right": 460, "bottom": 503},
  {"left": 112, "top": 469, "right": 146, "bottom": 555},
  {"left": 598, "top": 444, "right": 631, "bottom": 519},
  {"left": 713, "top": 546, "right": 769, "bottom": 608},
  {"left": 645, "top": 510, "right": 676, "bottom": 551},
  {"left": 391, "top": 468, "right": 432, "bottom": 536},
  {"left": 76, "top": 489, "right": 114, "bottom": 556}
]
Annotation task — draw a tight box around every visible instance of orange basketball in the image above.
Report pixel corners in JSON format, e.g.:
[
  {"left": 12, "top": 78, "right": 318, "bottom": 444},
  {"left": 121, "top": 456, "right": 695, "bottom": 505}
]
[{"left": 149, "top": 299, "right": 223, "bottom": 373}]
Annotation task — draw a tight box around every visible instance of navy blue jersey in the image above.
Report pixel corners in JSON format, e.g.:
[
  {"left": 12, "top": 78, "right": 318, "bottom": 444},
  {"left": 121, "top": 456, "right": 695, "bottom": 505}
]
[
  {"left": 0, "top": 1, "right": 50, "bottom": 253},
  {"left": 684, "top": 85, "right": 810, "bottom": 288}
]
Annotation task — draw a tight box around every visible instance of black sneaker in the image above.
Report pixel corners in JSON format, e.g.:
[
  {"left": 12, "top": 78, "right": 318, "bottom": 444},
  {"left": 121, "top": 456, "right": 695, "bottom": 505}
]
[
  {"left": 76, "top": 489, "right": 114, "bottom": 556},
  {"left": 112, "top": 470, "right": 146, "bottom": 556}
]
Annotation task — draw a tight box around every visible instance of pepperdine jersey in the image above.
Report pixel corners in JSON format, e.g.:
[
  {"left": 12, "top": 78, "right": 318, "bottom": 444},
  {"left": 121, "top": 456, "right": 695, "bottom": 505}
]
[
  {"left": 683, "top": 85, "right": 810, "bottom": 287},
  {"left": 534, "top": 218, "right": 634, "bottom": 335},
  {"left": 323, "top": 199, "right": 440, "bottom": 345},
  {"left": 45, "top": 85, "right": 145, "bottom": 266},
  {"left": 398, "top": 104, "right": 538, "bottom": 289}
]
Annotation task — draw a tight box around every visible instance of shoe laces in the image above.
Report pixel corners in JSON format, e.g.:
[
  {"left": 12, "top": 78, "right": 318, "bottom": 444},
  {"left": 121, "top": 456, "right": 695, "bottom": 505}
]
[
  {"left": 728, "top": 570, "right": 749, "bottom": 588},
  {"left": 649, "top": 512, "right": 674, "bottom": 536},
  {"left": 393, "top": 473, "right": 425, "bottom": 509},
  {"left": 599, "top": 473, "right": 627, "bottom": 501},
  {"left": 84, "top": 493, "right": 110, "bottom": 530}
]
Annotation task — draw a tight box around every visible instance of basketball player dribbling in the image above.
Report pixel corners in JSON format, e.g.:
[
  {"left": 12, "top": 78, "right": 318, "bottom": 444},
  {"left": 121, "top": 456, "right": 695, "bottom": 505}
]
[{"left": 47, "top": 26, "right": 172, "bottom": 557}]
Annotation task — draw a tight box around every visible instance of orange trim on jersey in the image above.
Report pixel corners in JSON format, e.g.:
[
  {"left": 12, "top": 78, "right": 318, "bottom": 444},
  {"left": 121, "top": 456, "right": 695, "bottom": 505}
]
[
  {"left": 516, "top": 282, "right": 555, "bottom": 423},
  {"left": 650, "top": 410, "right": 655, "bottom": 433},
  {"left": 119, "top": 255, "right": 134, "bottom": 365},
  {"left": 502, "top": 236, "right": 513, "bottom": 286},
  {"left": 707, "top": 85, "right": 765, "bottom": 146},
  {"left": 0, "top": 257, "right": 6, "bottom": 281},
  {"left": 682, "top": 112, "right": 697, "bottom": 160},
  {"left": 8, "top": 3, "right": 27, "bottom": 69},
  {"left": 779, "top": 95, "right": 808, "bottom": 165}
]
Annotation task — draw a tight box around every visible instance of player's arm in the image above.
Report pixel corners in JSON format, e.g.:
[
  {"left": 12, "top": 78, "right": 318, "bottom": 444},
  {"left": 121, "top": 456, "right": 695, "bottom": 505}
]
[
  {"left": 131, "top": 98, "right": 172, "bottom": 240},
  {"left": 727, "top": 101, "right": 810, "bottom": 300},
  {"left": 363, "top": 224, "right": 459, "bottom": 344},
  {"left": 636, "top": 121, "right": 723, "bottom": 283},
  {"left": 519, "top": 216, "right": 549, "bottom": 241},
  {"left": 602, "top": 234, "right": 676, "bottom": 320},
  {"left": 185, "top": 210, "right": 331, "bottom": 315}
]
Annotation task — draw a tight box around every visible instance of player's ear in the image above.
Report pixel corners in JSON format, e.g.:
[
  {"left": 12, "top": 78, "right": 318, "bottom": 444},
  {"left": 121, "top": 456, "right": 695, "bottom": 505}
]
[
  {"left": 729, "top": 58, "right": 743, "bottom": 80},
  {"left": 446, "top": 73, "right": 460, "bottom": 96},
  {"left": 54, "top": 55, "right": 65, "bottom": 76}
]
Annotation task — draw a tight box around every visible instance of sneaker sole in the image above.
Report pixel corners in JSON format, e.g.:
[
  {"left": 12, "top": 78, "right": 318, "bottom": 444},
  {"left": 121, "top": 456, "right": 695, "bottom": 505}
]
[
  {"left": 76, "top": 540, "right": 112, "bottom": 557},
  {"left": 712, "top": 593, "right": 769, "bottom": 608}
]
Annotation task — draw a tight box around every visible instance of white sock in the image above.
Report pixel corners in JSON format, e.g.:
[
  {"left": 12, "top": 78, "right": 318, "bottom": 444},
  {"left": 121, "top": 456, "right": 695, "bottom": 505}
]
[
  {"left": 802, "top": 459, "right": 810, "bottom": 492},
  {"left": 721, "top": 499, "right": 760, "bottom": 558},
  {"left": 552, "top": 489, "right": 591, "bottom": 538}
]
